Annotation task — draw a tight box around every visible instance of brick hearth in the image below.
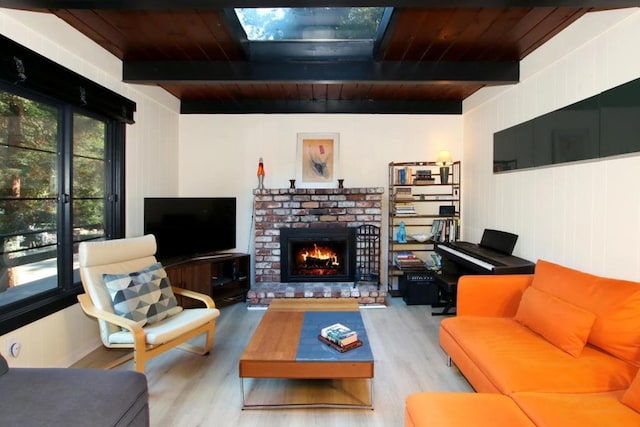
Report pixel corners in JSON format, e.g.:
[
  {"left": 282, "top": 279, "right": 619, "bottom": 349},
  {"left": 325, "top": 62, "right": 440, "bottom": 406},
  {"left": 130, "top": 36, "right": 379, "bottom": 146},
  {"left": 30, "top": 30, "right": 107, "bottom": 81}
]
[
  {"left": 246, "top": 283, "right": 386, "bottom": 307},
  {"left": 251, "top": 187, "right": 386, "bottom": 306}
]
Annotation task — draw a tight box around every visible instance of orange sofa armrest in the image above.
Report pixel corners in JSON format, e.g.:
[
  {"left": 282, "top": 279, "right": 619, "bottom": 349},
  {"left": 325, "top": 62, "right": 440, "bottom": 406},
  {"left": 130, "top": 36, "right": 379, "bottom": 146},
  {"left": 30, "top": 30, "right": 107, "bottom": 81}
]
[{"left": 457, "top": 274, "right": 534, "bottom": 317}]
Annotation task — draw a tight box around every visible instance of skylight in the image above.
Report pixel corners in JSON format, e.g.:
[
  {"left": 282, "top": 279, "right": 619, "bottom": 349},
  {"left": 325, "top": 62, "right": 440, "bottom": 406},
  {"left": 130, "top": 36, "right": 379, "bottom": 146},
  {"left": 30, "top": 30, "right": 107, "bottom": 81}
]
[{"left": 235, "top": 7, "right": 389, "bottom": 41}]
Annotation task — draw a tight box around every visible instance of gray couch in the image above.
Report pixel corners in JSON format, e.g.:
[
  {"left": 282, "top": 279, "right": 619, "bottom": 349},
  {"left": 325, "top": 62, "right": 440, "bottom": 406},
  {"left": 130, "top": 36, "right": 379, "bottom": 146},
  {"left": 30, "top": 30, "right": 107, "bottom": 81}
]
[{"left": 0, "top": 354, "right": 149, "bottom": 427}]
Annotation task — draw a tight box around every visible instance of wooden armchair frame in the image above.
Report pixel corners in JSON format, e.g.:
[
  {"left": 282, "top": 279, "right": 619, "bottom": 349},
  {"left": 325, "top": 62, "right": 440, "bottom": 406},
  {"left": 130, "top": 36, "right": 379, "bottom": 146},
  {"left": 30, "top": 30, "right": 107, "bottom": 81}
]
[{"left": 77, "top": 235, "right": 220, "bottom": 373}]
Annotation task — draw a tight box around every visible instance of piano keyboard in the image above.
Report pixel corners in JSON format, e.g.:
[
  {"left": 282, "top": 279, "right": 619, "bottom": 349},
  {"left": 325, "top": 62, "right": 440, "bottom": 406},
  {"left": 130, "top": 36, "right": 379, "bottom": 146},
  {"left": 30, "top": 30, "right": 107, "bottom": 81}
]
[{"left": 436, "top": 244, "right": 495, "bottom": 271}]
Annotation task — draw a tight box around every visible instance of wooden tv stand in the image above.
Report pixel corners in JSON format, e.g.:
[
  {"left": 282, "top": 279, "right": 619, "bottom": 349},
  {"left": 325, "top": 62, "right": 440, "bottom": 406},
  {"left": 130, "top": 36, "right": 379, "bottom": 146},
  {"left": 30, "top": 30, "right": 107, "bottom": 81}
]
[{"left": 164, "top": 253, "right": 250, "bottom": 308}]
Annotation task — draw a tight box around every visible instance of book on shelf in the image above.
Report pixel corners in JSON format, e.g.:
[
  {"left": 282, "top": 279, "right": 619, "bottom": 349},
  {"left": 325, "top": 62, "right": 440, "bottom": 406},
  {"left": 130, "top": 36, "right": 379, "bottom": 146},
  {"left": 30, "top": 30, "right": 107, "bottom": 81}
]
[
  {"left": 394, "top": 187, "right": 413, "bottom": 200},
  {"left": 431, "top": 218, "right": 459, "bottom": 242},
  {"left": 416, "top": 170, "right": 432, "bottom": 179},
  {"left": 394, "top": 204, "right": 416, "bottom": 215},
  {"left": 320, "top": 323, "right": 359, "bottom": 347},
  {"left": 394, "top": 258, "right": 427, "bottom": 270},
  {"left": 413, "top": 178, "right": 435, "bottom": 185},
  {"left": 393, "top": 251, "right": 426, "bottom": 269},
  {"left": 431, "top": 219, "right": 444, "bottom": 241},
  {"left": 395, "top": 166, "right": 413, "bottom": 185},
  {"left": 393, "top": 250, "right": 418, "bottom": 261}
]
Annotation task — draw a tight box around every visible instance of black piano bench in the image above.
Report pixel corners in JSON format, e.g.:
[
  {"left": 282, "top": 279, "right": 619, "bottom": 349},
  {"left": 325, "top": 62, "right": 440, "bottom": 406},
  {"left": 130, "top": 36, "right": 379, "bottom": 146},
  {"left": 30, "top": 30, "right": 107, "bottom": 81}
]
[{"left": 432, "top": 273, "right": 458, "bottom": 316}]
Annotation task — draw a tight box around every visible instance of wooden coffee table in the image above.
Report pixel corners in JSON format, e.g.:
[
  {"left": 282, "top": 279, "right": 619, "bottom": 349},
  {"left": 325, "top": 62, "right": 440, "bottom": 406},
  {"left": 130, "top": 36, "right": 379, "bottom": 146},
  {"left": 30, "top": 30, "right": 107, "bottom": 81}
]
[{"left": 239, "top": 299, "right": 375, "bottom": 409}]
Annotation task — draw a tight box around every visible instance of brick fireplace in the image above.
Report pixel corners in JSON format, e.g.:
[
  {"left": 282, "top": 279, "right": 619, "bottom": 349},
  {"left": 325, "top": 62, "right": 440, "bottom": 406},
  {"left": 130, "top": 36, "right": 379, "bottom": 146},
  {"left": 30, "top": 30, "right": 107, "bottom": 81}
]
[{"left": 249, "top": 187, "right": 385, "bottom": 306}]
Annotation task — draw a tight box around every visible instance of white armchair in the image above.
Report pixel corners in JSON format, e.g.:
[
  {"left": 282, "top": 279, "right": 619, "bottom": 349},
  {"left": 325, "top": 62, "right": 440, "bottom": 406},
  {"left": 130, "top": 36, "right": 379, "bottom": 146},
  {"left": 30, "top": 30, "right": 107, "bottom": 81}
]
[{"left": 77, "top": 234, "right": 220, "bottom": 373}]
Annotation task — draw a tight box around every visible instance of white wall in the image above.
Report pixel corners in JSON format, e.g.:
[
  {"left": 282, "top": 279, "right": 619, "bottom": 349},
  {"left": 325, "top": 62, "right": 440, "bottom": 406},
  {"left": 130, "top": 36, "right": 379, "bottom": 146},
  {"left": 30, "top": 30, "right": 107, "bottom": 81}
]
[
  {"left": 0, "top": 9, "right": 180, "bottom": 367},
  {"left": 179, "top": 114, "right": 463, "bottom": 260},
  {"left": 463, "top": 8, "right": 640, "bottom": 281}
]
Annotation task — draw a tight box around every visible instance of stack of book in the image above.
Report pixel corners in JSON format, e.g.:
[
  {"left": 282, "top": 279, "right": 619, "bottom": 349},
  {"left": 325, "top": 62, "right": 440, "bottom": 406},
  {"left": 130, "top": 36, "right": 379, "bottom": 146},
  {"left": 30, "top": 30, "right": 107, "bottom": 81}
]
[
  {"left": 414, "top": 179, "right": 435, "bottom": 185},
  {"left": 319, "top": 323, "right": 362, "bottom": 352},
  {"left": 393, "top": 251, "right": 426, "bottom": 270},
  {"left": 414, "top": 170, "right": 435, "bottom": 185},
  {"left": 394, "top": 203, "right": 416, "bottom": 215},
  {"left": 416, "top": 170, "right": 432, "bottom": 179},
  {"left": 394, "top": 187, "right": 413, "bottom": 201}
]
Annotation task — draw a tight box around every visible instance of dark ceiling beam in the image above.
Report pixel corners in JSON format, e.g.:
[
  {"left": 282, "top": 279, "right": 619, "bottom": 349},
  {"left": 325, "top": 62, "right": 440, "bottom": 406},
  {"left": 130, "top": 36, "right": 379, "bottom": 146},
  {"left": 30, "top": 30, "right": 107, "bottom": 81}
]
[
  {"left": 124, "top": 61, "right": 519, "bottom": 85},
  {"left": 181, "top": 99, "right": 462, "bottom": 115},
  {"left": 3, "top": 1, "right": 640, "bottom": 8}
]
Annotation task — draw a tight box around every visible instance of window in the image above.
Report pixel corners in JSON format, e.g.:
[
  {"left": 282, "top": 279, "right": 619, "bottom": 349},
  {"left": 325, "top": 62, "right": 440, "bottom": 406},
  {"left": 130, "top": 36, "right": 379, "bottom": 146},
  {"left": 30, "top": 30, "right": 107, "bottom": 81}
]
[
  {"left": 0, "top": 34, "right": 134, "bottom": 334},
  {"left": 235, "top": 7, "right": 388, "bottom": 41},
  {"left": 230, "top": 7, "right": 393, "bottom": 61},
  {"left": 72, "top": 112, "right": 108, "bottom": 250},
  {"left": 1, "top": 92, "right": 61, "bottom": 302}
]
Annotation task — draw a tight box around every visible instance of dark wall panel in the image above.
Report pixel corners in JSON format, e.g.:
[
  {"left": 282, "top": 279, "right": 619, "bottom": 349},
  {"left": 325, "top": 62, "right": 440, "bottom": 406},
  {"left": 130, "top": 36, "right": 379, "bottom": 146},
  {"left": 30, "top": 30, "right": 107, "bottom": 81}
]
[
  {"left": 494, "top": 121, "right": 533, "bottom": 172},
  {"left": 494, "top": 77, "right": 640, "bottom": 173},
  {"left": 533, "top": 97, "right": 599, "bottom": 166},
  {"left": 600, "top": 78, "right": 640, "bottom": 158}
]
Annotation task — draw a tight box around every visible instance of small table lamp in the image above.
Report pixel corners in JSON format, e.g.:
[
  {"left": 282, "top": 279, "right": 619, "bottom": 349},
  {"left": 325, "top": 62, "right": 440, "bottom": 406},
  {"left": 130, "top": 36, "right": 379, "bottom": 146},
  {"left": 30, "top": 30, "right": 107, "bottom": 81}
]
[{"left": 437, "top": 151, "right": 453, "bottom": 184}]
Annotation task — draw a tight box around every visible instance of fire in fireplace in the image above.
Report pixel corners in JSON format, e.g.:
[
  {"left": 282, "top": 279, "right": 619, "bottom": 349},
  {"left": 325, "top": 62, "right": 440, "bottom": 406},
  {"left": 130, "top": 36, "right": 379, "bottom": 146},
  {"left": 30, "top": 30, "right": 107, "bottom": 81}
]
[
  {"left": 296, "top": 243, "right": 340, "bottom": 274},
  {"left": 280, "top": 228, "right": 356, "bottom": 282}
]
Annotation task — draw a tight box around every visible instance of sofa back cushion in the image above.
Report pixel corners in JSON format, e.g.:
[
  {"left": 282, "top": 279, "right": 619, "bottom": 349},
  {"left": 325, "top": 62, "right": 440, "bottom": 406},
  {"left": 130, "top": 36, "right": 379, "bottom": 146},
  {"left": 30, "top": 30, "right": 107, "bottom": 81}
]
[
  {"left": 532, "top": 260, "right": 640, "bottom": 366},
  {"left": 515, "top": 286, "right": 595, "bottom": 357}
]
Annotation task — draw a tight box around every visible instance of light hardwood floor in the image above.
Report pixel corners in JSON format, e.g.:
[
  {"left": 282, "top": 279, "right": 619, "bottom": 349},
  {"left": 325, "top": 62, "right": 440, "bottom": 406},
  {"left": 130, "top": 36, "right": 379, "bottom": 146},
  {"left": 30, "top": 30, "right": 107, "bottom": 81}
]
[{"left": 105, "top": 297, "right": 473, "bottom": 426}]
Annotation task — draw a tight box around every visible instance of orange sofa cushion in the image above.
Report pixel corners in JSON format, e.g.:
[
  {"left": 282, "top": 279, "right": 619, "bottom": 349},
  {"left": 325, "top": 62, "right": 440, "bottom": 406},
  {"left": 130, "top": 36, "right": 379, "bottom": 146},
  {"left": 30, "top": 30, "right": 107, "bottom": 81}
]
[
  {"left": 531, "top": 260, "right": 640, "bottom": 366},
  {"left": 440, "top": 316, "right": 637, "bottom": 394},
  {"left": 405, "top": 392, "right": 535, "bottom": 427},
  {"left": 456, "top": 274, "right": 534, "bottom": 317},
  {"left": 512, "top": 391, "right": 640, "bottom": 426},
  {"left": 622, "top": 370, "right": 640, "bottom": 412},
  {"left": 515, "top": 286, "right": 596, "bottom": 357}
]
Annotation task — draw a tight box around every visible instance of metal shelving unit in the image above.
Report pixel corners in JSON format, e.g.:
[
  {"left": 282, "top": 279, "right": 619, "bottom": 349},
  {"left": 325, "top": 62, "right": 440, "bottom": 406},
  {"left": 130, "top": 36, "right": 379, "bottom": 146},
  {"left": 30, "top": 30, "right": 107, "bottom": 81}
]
[{"left": 387, "top": 161, "right": 461, "bottom": 297}]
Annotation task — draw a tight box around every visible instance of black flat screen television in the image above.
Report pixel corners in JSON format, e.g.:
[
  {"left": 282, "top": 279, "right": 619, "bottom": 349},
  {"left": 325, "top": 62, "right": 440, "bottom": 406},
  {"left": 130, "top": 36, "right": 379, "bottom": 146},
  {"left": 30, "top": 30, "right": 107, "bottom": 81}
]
[{"left": 144, "top": 197, "right": 236, "bottom": 260}]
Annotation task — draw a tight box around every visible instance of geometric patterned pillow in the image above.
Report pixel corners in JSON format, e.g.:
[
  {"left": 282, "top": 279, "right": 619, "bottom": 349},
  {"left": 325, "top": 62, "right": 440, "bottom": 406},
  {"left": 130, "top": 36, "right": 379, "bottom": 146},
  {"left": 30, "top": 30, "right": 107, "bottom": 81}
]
[{"left": 103, "top": 262, "right": 182, "bottom": 326}]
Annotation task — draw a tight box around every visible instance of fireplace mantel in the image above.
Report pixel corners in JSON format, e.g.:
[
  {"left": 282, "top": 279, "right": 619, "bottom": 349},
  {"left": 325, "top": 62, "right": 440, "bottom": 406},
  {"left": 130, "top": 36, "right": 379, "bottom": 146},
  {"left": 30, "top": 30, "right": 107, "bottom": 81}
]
[
  {"left": 253, "top": 187, "right": 384, "bottom": 283},
  {"left": 252, "top": 187, "right": 384, "bottom": 198}
]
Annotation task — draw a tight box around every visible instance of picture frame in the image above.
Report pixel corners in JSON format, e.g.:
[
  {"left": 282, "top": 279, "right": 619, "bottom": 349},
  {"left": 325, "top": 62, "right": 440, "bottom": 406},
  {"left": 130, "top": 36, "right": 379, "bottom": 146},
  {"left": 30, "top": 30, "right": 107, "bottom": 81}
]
[{"left": 296, "top": 132, "right": 340, "bottom": 188}]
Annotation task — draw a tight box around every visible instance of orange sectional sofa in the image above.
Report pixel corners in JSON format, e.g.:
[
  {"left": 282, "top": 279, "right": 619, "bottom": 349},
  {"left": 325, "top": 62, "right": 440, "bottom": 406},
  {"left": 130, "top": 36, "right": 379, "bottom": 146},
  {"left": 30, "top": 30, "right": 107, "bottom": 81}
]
[{"left": 405, "top": 260, "right": 640, "bottom": 426}]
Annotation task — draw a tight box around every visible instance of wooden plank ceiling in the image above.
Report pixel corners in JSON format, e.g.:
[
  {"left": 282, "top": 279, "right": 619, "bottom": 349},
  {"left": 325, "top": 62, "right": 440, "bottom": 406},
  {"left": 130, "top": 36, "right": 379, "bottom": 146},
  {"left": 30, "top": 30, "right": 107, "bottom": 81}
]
[{"left": 6, "top": 1, "right": 638, "bottom": 113}]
